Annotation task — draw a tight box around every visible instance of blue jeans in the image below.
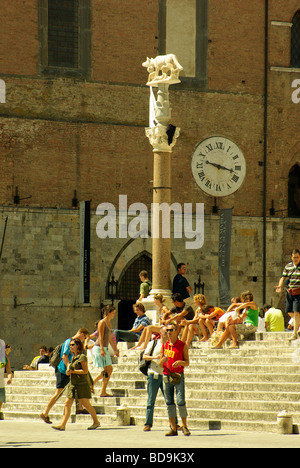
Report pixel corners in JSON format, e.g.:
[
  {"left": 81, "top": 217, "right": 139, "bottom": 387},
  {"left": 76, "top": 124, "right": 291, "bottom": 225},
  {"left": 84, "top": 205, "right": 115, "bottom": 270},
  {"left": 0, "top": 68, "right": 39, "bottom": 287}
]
[
  {"left": 145, "top": 373, "right": 164, "bottom": 427},
  {"left": 163, "top": 373, "right": 187, "bottom": 420}
]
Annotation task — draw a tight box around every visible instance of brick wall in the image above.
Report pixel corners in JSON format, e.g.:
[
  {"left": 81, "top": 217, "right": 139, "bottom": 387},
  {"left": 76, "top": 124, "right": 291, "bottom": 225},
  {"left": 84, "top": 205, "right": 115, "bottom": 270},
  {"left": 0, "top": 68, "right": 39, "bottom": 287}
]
[
  {"left": 0, "top": 0, "right": 38, "bottom": 76},
  {"left": 0, "top": 1, "right": 298, "bottom": 218}
]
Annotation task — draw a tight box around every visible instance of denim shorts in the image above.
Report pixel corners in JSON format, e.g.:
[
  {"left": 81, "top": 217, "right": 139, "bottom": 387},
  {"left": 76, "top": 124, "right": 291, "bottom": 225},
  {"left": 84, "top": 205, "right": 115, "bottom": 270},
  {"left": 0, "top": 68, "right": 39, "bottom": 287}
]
[
  {"left": 285, "top": 292, "right": 300, "bottom": 314},
  {"left": 55, "top": 368, "right": 70, "bottom": 389}
]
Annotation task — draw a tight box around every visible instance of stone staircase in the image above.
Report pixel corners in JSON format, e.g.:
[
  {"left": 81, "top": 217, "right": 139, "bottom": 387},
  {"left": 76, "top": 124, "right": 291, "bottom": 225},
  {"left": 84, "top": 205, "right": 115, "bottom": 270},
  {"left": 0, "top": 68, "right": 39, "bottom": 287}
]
[{"left": 3, "top": 332, "right": 300, "bottom": 433}]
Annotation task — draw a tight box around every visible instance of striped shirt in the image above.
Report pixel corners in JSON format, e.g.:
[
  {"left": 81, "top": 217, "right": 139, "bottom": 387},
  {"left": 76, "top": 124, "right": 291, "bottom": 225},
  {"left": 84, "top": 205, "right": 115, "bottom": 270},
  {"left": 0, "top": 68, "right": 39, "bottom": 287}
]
[
  {"left": 133, "top": 314, "right": 152, "bottom": 337},
  {"left": 282, "top": 262, "right": 300, "bottom": 288}
]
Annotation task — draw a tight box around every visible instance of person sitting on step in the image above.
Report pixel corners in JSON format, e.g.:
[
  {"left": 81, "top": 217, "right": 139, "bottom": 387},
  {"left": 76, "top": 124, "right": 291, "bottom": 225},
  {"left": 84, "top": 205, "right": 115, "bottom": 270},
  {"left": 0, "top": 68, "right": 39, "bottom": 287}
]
[{"left": 212, "top": 291, "right": 259, "bottom": 349}]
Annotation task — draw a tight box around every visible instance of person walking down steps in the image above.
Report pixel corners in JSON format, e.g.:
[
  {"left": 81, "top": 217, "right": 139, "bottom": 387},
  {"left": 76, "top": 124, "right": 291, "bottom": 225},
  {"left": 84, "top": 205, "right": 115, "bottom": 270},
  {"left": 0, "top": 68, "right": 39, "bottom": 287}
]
[{"left": 52, "top": 338, "right": 100, "bottom": 431}]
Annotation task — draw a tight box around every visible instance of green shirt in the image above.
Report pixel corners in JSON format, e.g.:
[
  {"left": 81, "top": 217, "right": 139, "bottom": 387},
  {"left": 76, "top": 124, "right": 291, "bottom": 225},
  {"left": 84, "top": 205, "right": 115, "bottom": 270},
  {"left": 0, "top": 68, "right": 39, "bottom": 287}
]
[
  {"left": 245, "top": 307, "right": 259, "bottom": 327},
  {"left": 68, "top": 353, "right": 89, "bottom": 386},
  {"left": 140, "top": 280, "right": 152, "bottom": 298}
]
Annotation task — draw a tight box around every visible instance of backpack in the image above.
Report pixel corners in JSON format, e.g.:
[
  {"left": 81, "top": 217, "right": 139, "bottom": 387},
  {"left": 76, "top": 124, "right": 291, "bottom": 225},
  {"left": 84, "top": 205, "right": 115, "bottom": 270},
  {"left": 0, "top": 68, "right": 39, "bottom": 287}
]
[
  {"left": 49, "top": 343, "right": 63, "bottom": 368},
  {"left": 144, "top": 280, "right": 152, "bottom": 297}
]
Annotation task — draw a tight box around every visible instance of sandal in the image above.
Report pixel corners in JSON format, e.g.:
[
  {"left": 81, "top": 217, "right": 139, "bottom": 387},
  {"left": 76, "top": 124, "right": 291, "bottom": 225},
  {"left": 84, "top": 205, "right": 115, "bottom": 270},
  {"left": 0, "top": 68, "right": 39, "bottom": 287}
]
[
  {"left": 88, "top": 423, "right": 100, "bottom": 430},
  {"left": 52, "top": 426, "right": 65, "bottom": 431},
  {"left": 182, "top": 426, "right": 191, "bottom": 436},
  {"left": 40, "top": 413, "right": 52, "bottom": 424}
]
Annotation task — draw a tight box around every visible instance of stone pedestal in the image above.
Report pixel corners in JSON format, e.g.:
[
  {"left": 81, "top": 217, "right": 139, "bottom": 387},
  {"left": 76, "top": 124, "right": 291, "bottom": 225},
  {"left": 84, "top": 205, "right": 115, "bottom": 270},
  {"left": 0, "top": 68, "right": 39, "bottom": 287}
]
[
  {"left": 116, "top": 406, "right": 131, "bottom": 426},
  {"left": 277, "top": 412, "right": 293, "bottom": 434}
]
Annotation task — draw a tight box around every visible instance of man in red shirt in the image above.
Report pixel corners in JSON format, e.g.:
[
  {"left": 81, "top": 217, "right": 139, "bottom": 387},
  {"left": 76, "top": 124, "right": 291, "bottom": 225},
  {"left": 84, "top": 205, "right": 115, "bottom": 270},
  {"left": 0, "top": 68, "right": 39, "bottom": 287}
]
[{"left": 160, "top": 322, "right": 190, "bottom": 436}]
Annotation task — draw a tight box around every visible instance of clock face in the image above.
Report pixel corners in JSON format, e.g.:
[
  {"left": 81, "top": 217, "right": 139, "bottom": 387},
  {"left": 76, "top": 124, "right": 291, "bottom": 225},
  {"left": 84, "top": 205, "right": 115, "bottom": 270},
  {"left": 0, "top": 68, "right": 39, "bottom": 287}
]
[{"left": 191, "top": 136, "right": 246, "bottom": 197}]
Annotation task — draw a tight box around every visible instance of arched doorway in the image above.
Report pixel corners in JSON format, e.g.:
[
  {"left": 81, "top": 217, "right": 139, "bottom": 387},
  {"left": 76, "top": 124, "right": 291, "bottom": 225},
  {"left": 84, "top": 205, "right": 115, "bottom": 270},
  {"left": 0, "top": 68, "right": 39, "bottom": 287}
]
[
  {"left": 117, "top": 252, "right": 152, "bottom": 330},
  {"left": 291, "top": 10, "right": 300, "bottom": 68},
  {"left": 288, "top": 164, "right": 300, "bottom": 217}
]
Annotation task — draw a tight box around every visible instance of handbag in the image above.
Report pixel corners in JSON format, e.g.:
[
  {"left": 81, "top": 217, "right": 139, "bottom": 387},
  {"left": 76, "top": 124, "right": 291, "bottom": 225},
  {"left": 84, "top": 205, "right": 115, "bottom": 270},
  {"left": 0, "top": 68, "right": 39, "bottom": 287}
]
[
  {"left": 166, "top": 362, "right": 182, "bottom": 386},
  {"left": 288, "top": 287, "right": 300, "bottom": 296},
  {"left": 138, "top": 340, "right": 157, "bottom": 376}
]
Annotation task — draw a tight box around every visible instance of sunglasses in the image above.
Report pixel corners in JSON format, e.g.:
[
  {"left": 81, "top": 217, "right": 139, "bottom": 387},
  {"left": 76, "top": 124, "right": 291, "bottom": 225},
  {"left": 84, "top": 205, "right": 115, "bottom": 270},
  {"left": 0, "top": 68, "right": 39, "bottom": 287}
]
[{"left": 166, "top": 329, "right": 175, "bottom": 332}]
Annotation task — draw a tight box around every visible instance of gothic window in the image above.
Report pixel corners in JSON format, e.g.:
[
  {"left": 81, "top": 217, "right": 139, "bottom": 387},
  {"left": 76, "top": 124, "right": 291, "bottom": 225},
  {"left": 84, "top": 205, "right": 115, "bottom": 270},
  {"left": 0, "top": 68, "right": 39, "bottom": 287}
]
[
  {"left": 288, "top": 164, "right": 300, "bottom": 217},
  {"left": 291, "top": 10, "right": 300, "bottom": 68},
  {"left": 39, "top": 0, "right": 91, "bottom": 77}
]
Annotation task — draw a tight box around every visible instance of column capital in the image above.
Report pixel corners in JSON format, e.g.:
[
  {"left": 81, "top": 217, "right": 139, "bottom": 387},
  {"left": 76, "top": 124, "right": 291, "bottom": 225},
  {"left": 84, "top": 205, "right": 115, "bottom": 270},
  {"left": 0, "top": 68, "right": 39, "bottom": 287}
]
[{"left": 145, "top": 125, "right": 180, "bottom": 153}]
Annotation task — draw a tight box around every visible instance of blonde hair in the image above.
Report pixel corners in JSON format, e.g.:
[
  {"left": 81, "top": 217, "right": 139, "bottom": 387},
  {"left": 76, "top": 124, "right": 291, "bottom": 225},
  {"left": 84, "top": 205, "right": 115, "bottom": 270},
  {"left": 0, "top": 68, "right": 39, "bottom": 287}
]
[
  {"left": 154, "top": 293, "right": 165, "bottom": 303},
  {"left": 240, "top": 291, "right": 253, "bottom": 302},
  {"left": 194, "top": 294, "right": 207, "bottom": 305}
]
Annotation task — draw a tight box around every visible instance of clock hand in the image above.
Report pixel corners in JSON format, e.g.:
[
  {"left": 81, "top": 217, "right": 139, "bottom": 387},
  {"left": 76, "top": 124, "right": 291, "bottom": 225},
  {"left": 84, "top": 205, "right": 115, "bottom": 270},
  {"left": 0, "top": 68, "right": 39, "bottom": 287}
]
[{"left": 205, "top": 160, "right": 233, "bottom": 173}]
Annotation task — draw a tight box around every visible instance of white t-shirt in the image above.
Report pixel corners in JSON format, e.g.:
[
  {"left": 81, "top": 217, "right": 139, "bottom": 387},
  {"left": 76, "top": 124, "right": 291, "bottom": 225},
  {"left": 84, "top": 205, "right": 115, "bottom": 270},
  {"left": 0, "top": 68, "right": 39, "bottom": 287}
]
[{"left": 144, "top": 340, "right": 163, "bottom": 376}]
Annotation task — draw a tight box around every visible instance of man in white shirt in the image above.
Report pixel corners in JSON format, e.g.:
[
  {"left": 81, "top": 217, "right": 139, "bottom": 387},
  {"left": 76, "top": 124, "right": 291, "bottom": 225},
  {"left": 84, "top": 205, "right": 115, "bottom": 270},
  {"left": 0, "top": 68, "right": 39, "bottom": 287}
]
[{"left": 142, "top": 328, "right": 168, "bottom": 431}]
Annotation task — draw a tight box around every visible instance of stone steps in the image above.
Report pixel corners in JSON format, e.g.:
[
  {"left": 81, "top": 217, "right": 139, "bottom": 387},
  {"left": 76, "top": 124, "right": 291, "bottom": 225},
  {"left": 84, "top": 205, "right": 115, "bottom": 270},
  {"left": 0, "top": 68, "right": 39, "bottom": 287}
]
[{"left": 2, "top": 332, "right": 300, "bottom": 433}]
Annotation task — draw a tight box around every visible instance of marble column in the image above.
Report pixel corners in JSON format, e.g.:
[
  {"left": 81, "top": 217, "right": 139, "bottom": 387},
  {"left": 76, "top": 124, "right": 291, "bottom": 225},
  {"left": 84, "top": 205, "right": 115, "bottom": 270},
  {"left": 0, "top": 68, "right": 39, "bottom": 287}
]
[{"left": 142, "top": 55, "right": 182, "bottom": 324}]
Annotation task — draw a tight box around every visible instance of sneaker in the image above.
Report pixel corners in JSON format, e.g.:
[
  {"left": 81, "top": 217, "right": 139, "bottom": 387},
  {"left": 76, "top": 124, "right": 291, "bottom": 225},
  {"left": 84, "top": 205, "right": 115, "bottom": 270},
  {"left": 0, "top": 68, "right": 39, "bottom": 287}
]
[{"left": 143, "top": 425, "right": 151, "bottom": 431}]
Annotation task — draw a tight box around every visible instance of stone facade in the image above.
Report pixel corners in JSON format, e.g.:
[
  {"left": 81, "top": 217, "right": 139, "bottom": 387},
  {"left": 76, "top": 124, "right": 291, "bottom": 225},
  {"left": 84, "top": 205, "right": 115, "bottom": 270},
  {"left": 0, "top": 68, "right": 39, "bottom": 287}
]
[
  {"left": 0, "top": 205, "right": 290, "bottom": 367},
  {"left": 0, "top": 1, "right": 299, "bottom": 366}
]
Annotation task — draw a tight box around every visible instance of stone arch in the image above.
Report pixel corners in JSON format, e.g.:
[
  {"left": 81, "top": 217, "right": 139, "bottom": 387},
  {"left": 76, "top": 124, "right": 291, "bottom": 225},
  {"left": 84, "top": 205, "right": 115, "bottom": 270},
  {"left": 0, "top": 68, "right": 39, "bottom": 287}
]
[
  {"left": 118, "top": 250, "right": 152, "bottom": 301},
  {"left": 105, "top": 237, "right": 178, "bottom": 328},
  {"left": 105, "top": 235, "right": 178, "bottom": 293},
  {"left": 283, "top": 141, "right": 300, "bottom": 179},
  {"left": 279, "top": 142, "right": 300, "bottom": 214},
  {"left": 105, "top": 236, "right": 152, "bottom": 292},
  {"left": 114, "top": 248, "right": 151, "bottom": 330}
]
